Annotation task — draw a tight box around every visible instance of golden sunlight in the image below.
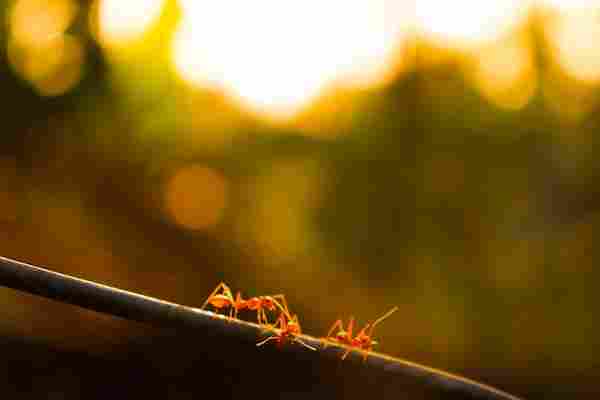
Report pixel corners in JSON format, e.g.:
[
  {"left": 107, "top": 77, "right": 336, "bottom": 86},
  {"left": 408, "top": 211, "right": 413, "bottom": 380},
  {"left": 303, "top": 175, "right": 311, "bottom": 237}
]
[
  {"left": 172, "top": 0, "right": 409, "bottom": 120},
  {"left": 548, "top": 12, "right": 600, "bottom": 83},
  {"left": 469, "top": 34, "right": 536, "bottom": 110},
  {"left": 95, "top": 0, "right": 165, "bottom": 46},
  {"left": 320, "top": 0, "right": 411, "bottom": 89},
  {"left": 541, "top": 0, "right": 600, "bottom": 12},
  {"left": 416, "top": 0, "right": 532, "bottom": 46}
]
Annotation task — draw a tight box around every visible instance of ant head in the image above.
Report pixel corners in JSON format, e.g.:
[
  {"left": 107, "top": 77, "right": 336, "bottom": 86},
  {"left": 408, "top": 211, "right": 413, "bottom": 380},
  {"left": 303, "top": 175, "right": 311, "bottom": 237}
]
[
  {"left": 287, "top": 315, "right": 301, "bottom": 334},
  {"left": 221, "top": 284, "right": 233, "bottom": 295},
  {"left": 356, "top": 333, "right": 373, "bottom": 346}
]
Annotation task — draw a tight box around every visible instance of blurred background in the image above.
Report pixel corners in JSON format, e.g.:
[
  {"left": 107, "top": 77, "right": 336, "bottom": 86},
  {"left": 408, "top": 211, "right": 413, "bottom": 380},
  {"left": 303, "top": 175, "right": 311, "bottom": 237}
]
[{"left": 0, "top": 0, "right": 598, "bottom": 398}]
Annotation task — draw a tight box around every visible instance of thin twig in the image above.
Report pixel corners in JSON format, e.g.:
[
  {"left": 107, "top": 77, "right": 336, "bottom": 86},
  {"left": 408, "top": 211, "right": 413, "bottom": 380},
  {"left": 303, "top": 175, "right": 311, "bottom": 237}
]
[{"left": 0, "top": 255, "right": 523, "bottom": 400}]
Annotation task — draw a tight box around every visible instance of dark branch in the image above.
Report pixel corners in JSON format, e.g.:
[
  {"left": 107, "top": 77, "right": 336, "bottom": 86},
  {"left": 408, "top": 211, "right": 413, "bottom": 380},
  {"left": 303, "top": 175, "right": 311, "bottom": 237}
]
[{"left": 0, "top": 255, "right": 523, "bottom": 400}]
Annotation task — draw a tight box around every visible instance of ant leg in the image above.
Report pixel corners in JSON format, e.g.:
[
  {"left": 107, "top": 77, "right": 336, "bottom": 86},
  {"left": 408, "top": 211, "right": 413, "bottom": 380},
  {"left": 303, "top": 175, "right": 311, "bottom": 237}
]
[
  {"left": 262, "top": 308, "right": 270, "bottom": 325},
  {"left": 322, "top": 319, "right": 343, "bottom": 349},
  {"left": 359, "top": 345, "right": 372, "bottom": 363},
  {"left": 272, "top": 312, "right": 286, "bottom": 331},
  {"left": 367, "top": 306, "right": 398, "bottom": 337},
  {"left": 260, "top": 308, "right": 271, "bottom": 326},
  {"left": 261, "top": 312, "right": 279, "bottom": 332},
  {"left": 258, "top": 314, "right": 272, "bottom": 332},
  {"left": 362, "top": 349, "right": 370, "bottom": 363},
  {"left": 271, "top": 294, "right": 290, "bottom": 317},
  {"left": 341, "top": 347, "right": 352, "bottom": 360},
  {"left": 293, "top": 337, "right": 317, "bottom": 351},
  {"left": 229, "top": 291, "right": 244, "bottom": 323},
  {"left": 326, "top": 320, "right": 343, "bottom": 338},
  {"left": 347, "top": 317, "right": 355, "bottom": 339},
  {"left": 256, "top": 335, "right": 278, "bottom": 347},
  {"left": 228, "top": 305, "right": 235, "bottom": 323}
]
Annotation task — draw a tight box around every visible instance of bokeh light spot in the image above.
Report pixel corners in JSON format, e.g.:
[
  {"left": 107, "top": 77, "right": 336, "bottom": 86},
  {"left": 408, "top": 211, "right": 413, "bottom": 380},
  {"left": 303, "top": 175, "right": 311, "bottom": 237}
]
[
  {"left": 164, "top": 165, "right": 228, "bottom": 231},
  {"left": 171, "top": 0, "right": 409, "bottom": 120},
  {"left": 470, "top": 34, "right": 537, "bottom": 110},
  {"left": 8, "top": 0, "right": 83, "bottom": 96},
  {"left": 541, "top": 0, "right": 600, "bottom": 12},
  {"left": 548, "top": 12, "right": 600, "bottom": 83},
  {"left": 8, "top": 35, "right": 85, "bottom": 97},
  {"left": 416, "top": 0, "right": 532, "bottom": 46},
  {"left": 10, "top": 0, "right": 77, "bottom": 48},
  {"left": 95, "top": 0, "right": 166, "bottom": 46}
]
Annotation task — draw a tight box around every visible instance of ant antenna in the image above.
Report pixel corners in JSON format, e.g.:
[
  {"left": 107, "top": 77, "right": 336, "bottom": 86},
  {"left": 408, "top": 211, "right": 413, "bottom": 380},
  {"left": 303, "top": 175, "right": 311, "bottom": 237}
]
[
  {"left": 292, "top": 338, "right": 317, "bottom": 351},
  {"left": 256, "top": 336, "right": 277, "bottom": 347},
  {"left": 367, "top": 306, "right": 398, "bottom": 336}
]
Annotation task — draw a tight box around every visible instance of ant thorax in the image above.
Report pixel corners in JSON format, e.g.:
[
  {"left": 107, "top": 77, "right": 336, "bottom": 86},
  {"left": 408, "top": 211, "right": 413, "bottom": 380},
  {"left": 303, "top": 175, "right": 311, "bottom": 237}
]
[
  {"left": 244, "top": 297, "right": 261, "bottom": 310},
  {"left": 260, "top": 297, "right": 276, "bottom": 309}
]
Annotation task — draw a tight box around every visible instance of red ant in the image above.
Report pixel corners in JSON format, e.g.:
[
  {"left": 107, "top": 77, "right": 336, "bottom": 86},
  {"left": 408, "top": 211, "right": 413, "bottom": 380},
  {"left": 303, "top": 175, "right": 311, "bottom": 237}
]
[
  {"left": 200, "top": 282, "right": 288, "bottom": 325},
  {"left": 256, "top": 310, "right": 316, "bottom": 351},
  {"left": 323, "top": 306, "right": 398, "bottom": 361}
]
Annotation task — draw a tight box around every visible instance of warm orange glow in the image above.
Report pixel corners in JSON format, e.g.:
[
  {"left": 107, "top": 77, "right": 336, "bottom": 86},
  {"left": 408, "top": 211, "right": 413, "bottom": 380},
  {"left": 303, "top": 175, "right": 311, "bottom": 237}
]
[
  {"left": 470, "top": 35, "right": 537, "bottom": 110},
  {"left": 416, "top": 0, "right": 532, "bottom": 46},
  {"left": 95, "top": 0, "right": 165, "bottom": 46},
  {"left": 548, "top": 12, "right": 600, "bottom": 83},
  {"left": 172, "top": 0, "right": 409, "bottom": 120},
  {"left": 320, "top": 0, "right": 411, "bottom": 89},
  {"left": 34, "top": 35, "right": 84, "bottom": 96},
  {"left": 10, "top": 0, "right": 77, "bottom": 47},
  {"left": 8, "top": 0, "right": 86, "bottom": 96},
  {"left": 164, "top": 165, "right": 228, "bottom": 230}
]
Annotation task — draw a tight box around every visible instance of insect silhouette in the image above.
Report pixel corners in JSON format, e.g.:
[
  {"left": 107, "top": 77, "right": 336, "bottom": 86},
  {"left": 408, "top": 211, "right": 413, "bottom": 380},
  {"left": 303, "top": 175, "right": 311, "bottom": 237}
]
[
  {"left": 323, "top": 306, "right": 398, "bottom": 361},
  {"left": 256, "top": 311, "right": 316, "bottom": 351},
  {"left": 200, "top": 282, "right": 288, "bottom": 325}
]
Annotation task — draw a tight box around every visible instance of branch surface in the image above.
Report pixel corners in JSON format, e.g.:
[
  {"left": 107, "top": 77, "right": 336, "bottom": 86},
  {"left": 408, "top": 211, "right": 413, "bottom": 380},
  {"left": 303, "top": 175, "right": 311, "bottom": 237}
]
[{"left": 0, "top": 255, "right": 523, "bottom": 400}]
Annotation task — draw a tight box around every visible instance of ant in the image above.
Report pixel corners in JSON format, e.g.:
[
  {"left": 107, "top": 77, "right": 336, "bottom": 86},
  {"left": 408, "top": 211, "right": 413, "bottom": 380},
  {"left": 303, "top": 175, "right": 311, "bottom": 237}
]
[
  {"left": 256, "top": 310, "right": 316, "bottom": 351},
  {"left": 323, "top": 306, "right": 398, "bottom": 362},
  {"left": 200, "top": 282, "right": 288, "bottom": 325}
]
